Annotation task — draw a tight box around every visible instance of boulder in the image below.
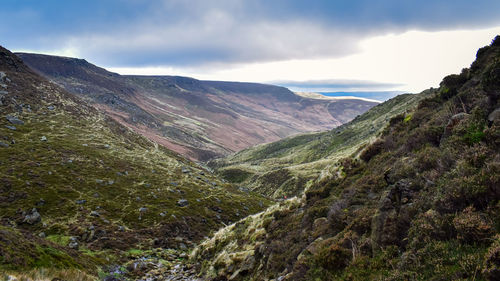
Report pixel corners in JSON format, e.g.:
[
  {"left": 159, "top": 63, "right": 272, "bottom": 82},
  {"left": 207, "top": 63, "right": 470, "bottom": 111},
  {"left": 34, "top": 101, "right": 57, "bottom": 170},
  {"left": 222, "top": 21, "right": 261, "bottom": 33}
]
[
  {"left": 23, "top": 208, "right": 41, "bottom": 224},
  {"left": 177, "top": 199, "right": 189, "bottom": 207},
  {"left": 5, "top": 115, "right": 24, "bottom": 125},
  {"left": 68, "top": 241, "right": 79, "bottom": 249},
  {"left": 442, "top": 112, "right": 469, "bottom": 140},
  {"left": 488, "top": 108, "right": 500, "bottom": 124}
]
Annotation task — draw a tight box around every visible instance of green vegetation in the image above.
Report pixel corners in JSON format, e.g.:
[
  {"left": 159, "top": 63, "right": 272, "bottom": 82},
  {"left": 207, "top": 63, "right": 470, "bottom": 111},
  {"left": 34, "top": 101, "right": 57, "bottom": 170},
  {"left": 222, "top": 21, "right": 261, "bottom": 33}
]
[
  {"left": 192, "top": 36, "right": 500, "bottom": 280},
  {"left": 210, "top": 92, "right": 428, "bottom": 198},
  {"left": 0, "top": 47, "right": 271, "bottom": 278}
]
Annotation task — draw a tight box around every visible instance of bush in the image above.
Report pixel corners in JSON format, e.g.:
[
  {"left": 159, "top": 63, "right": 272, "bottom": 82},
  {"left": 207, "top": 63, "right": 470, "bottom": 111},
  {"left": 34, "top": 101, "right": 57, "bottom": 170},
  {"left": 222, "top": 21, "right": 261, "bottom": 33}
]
[
  {"left": 453, "top": 206, "right": 493, "bottom": 244},
  {"left": 315, "top": 243, "right": 351, "bottom": 271},
  {"left": 463, "top": 123, "right": 485, "bottom": 145},
  {"left": 439, "top": 73, "right": 468, "bottom": 100},
  {"left": 482, "top": 235, "right": 500, "bottom": 280},
  {"left": 360, "top": 140, "right": 385, "bottom": 162}
]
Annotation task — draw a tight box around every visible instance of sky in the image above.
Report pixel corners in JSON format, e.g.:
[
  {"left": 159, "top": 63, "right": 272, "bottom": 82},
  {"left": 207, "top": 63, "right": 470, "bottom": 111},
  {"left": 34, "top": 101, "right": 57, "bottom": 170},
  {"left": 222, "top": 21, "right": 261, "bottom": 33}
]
[{"left": 1, "top": 0, "right": 500, "bottom": 100}]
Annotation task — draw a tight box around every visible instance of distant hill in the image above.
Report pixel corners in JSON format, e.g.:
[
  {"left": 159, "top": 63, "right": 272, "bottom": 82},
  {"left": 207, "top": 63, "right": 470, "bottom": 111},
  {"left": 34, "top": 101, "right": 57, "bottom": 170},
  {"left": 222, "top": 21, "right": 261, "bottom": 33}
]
[
  {"left": 210, "top": 92, "right": 426, "bottom": 198},
  {"left": 15, "top": 53, "right": 377, "bottom": 161}
]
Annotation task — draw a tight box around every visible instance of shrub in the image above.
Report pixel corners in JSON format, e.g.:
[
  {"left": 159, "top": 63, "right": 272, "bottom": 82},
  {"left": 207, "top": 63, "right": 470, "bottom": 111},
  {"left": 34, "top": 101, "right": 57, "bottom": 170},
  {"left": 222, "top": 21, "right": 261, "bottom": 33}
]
[
  {"left": 359, "top": 140, "right": 385, "bottom": 162},
  {"left": 482, "top": 235, "right": 500, "bottom": 280},
  {"left": 315, "top": 243, "right": 351, "bottom": 271},
  {"left": 453, "top": 206, "right": 493, "bottom": 244},
  {"left": 463, "top": 123, "right": 485, "bottom": 145},
  {"left": 439, "top": 73, "right": 468, "bottom": 100}
]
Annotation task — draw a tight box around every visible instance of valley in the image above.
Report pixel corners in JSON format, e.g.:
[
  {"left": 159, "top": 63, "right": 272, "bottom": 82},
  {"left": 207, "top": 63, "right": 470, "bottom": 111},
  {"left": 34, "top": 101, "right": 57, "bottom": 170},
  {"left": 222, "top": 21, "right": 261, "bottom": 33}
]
[
  {"left": 1, "top": 36, "right": 499, "bottom": 281},
  {"left": 16, "top": 53, "right": 377, "bottom": 162}
]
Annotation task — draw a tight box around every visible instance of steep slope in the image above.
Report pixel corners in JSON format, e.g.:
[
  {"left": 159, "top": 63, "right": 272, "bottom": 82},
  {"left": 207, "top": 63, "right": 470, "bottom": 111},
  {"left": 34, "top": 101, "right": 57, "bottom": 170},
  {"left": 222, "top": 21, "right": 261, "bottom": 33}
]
[
  {"left": 192, "top": 37, "right": 500, "bottom": 280},
  {"left": 211, "top": 92, "right": 427, "bottom": 198},
  {"left": 0, "top": 47, "right": 270, "bottom": 277},
  {"left": 16, "top": 53, "right": 377, "bottom": 161}
]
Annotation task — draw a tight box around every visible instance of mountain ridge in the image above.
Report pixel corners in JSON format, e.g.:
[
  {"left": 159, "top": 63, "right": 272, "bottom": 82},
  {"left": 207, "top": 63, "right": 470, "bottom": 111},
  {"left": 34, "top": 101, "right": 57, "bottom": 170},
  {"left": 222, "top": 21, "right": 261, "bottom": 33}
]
[{"left": 16, "top": 52, "right": 377, "bottom": 161}]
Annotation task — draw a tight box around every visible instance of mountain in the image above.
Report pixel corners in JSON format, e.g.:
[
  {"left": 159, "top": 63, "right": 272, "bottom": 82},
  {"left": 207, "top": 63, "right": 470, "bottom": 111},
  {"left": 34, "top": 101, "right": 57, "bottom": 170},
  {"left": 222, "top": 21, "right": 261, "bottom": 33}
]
[
  {"left": 0, "top": 46, "right": 271, "bottom": 277},
  {"left": 191, "top": 37, "right": 500, "bottom": 280},
  {"left": 210, "top": 92, "right": 427, "bottom": 199},
  {"left": 15, "top": 53, "right": 377, "bottom": 161}
]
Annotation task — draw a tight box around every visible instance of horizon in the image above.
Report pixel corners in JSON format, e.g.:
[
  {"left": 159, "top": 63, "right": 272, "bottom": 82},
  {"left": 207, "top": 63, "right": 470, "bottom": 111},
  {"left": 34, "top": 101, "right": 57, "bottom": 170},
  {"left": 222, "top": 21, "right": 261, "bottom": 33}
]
[{"left": 2, "top": 1, "right": 500, "bottom": 99}]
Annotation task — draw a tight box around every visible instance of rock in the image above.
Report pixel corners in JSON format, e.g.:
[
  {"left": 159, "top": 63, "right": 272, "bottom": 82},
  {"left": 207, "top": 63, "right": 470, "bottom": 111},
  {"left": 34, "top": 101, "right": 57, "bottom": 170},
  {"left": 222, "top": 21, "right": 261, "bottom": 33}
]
[
  {"left": 108, "top": 180, "right": 114, "bottom": 185},
  {"left": 90, "top": 211, "right": 100, "bottom": 217},
  {"left": 5, "top": 125, "right": 16, "bottom": 130},
  {"left": 144, "top": 183, "right": 151, "bottom": 188},
  {"left": 182, "top": 167, "right": 191, "bottom": 173},
  {"left": 68, "top": 240, "right": 79, "bottom": 249},
  {"left": 38, "top": 232, "right": 46, "bottom": 238},
  {"left": 96, "top": 179, "right": 104, "bottom": 184},
  {"left": 238, "top": 186, "right": 250, "bottom": 193},
  {"left": 37, "top": 198, "right": 45, "bottom": 206},
  {"left": 47, "top": 105, "right": 56, "bottom": 111},
  {"left": 177, "top": 199, "right": 189, "bottom": 207},
  {"left": 139, "top": 207, "right": 148, "bottom": 212},
  {"left": 118, "top": 225, "right": 125, "bottom": 232},
  {"left": 82, "top": 143, "right": 88, "bottom": 147},
  {"left": 6, "top": 115, "right": 24, "bottom": 125},
  {"left": 23, "top": 208, "right": 41, "bottom": 224},
  {"left": 488, "top": 108, "right": 500, "bottom": 124},
  {"left": 76, "top": 199, "right": 86, "bottom": 204},
  {"left": 0, "top": 142, "right": 9, "bottom": 148},
  {"left": 442, "top": 112, "right": 469, "bottom": 140},
  {"left": 160, "top": 212, "right": 166, "bottom": 217},
  {"left": 40, "top": 136, "right": 47, "bottom": 142}
]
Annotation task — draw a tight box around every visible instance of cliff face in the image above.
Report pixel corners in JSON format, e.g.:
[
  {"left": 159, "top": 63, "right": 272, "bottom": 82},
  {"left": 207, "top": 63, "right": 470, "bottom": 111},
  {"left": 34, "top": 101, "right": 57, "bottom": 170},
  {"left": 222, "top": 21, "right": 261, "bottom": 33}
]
[
  {"left": 17, "top": 52, "right": 377, "bottom": 161},
  {"left": 192, "top": 36, "right": 500, "bottom": 281}
]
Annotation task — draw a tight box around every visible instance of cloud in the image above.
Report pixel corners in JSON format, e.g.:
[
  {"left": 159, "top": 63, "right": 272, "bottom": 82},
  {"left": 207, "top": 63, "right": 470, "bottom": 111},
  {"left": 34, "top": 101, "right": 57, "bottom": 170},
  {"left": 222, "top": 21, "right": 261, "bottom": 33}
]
[{"left": 1, "top": 0, "right": 500, "bottom": 67}]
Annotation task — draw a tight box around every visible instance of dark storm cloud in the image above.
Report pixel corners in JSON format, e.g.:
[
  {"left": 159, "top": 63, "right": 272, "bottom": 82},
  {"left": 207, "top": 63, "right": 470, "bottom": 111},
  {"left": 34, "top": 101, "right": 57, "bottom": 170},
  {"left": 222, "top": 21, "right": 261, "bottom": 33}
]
[{"left": 1, "top": 0, "right": 499, "bottom": 67}]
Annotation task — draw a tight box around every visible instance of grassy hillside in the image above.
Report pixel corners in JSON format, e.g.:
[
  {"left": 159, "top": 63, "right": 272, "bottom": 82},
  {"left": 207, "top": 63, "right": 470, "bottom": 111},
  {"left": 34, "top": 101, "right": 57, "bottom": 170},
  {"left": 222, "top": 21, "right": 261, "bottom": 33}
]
[
  {"left": 211, "top": 92, "right": 428, "bottom": 198},
  {"left": 192, "top": 36, "right": 500, "bottom": 280},
  {"left": 0, "top": 47, "right": 271, "bottom": 278}
]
